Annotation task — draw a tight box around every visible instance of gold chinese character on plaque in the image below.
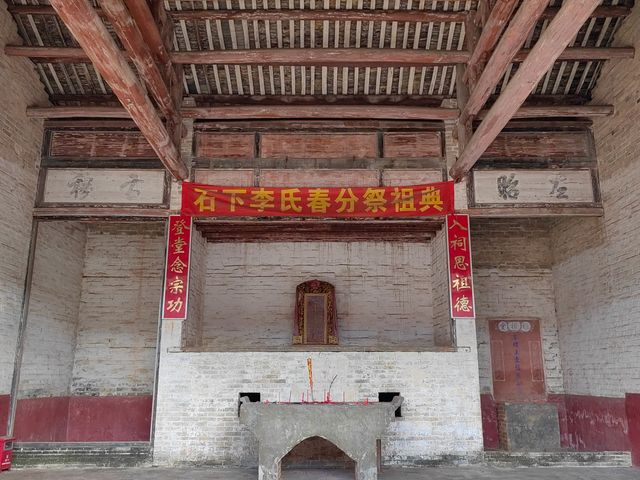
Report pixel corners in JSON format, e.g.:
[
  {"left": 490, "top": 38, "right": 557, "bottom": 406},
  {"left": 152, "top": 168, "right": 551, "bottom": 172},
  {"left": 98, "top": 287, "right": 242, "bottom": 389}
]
[
  {"left": 194, "top": 188, "right": 216, "bottom": 213},
  {"left": 281, "top": 188, "right": 303, "bottom": 213},
  {"left": 391, "top": 187, "right": 416, "bottom": 213},
  {"left": 335, "top": 188, "right": 358, "bottom": 214},
  {"left": 172, "top": 219, "right": 190, "bottom": 235},
  {"left": 169, "top": 257, "right": 187, "bottom": 274},
  {"left": 222, "top": 189, "right": 247, "bottom": 212},
  {"left": 449, "top": 236, "right": 467, "bottom": 252},
  {"left": 250, "top": 188, "right": 275, "bottom": 212},
  {"left": 452, "top": 274, "right": 471, "bottom": 291},
  {"left": 419, "top": 187, "right": 444, "bottom": 212},
  {"left": 453, "top": 255, "right": 469, "bottom": 271},
  {"left": 166, "top": 297, "right": 184, "bottom": 313},
  {"left": 172, "top": 236, "right": 186, "bottom": 255},
  {"left": 307, "top": 189, "right": 331, "bottom": 214},
  {"left": 363, "top": 188, "right": 387, "bottom": 213},
  {"left": 168, "top": 276, "right": 185, "bottom": 295},
  {"left": 453, "top": 295, "right": 472, "bottom": 313}
]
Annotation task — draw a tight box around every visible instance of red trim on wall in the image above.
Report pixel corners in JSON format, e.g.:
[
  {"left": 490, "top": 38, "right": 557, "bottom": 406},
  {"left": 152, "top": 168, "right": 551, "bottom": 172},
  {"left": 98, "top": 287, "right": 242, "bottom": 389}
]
[
  {"left": 625, "top": 394, "right": 640, "bottom": 467},
  {"left": 67, "top": 396, "right": 152, "bottom": 442},
  {"left": 481, "top": 393, "right": 635, "bottom": 455},
  {"left": 480, "top": 394, "right": 500, "bottom": 449},
  {"left": 11, "top": 395, "right": 151, "bottom": 442},
  {"left": 0, "top": 395, "right": 9, "bottom": 437},
  {"left": 564, "top": 394, "right": 630, "bottom": 452},
  {"left": 14, "top": 397, "right": 70, "bottom": 442},
  {"left": 547, "top": 394, "right": 570, "bottom": 448}
]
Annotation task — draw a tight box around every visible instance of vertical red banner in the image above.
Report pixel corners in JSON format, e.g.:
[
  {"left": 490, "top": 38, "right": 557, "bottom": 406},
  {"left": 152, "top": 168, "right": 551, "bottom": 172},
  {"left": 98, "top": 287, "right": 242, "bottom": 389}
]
[
  {"left": 162, "top": 215, "right": 193, "bottom": 320},
  {"left": 446, "top": 214, "right": 475, "bottom": 319}
]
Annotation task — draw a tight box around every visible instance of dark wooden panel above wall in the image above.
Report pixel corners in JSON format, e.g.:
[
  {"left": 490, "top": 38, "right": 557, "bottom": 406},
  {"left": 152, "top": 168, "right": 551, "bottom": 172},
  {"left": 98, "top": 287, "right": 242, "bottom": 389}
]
[
  {"left": 260, "top": 132, "right": 378, "bottom": 159},
  {"left": 482, "top": 131, "right": 592, "bottom": 159},
  {"left": 382, "top": 132, "right": 443, "bottom": 158},
  {"left": 195, "top": 132, "right": 255, "bottom": 159},
  {"left": 49, "top": 131, "right": 156, "bottom": 158}
]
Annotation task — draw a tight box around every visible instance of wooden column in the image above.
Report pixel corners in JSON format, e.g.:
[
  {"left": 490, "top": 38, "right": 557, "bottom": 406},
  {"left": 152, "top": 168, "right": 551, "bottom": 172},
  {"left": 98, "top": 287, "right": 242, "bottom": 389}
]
[
  {"left": 48, "top": 0, "right": 188, "bottom": 180},
  {"left": 450, "top": 0, "right": 606, "bottom": 181}
]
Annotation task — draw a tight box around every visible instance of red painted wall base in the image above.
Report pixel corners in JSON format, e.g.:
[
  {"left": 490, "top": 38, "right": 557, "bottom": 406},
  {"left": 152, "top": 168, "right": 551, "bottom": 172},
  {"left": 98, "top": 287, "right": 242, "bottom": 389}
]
[
  {"left": 0, "top": 395, "right": 9, "bottom": 437},
  {"left": 11, "top": 395, "right": 151, "bottom": 442},
  {"left": 481, "top": 392, "right": 639, "bottom": 466},
  {"left": 626, "top": 394, "right": 640, "bottom": 467}
]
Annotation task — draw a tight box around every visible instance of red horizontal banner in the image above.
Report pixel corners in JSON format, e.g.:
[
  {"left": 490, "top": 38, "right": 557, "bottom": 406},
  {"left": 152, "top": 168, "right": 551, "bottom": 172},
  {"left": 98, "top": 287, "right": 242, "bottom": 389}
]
[{"left": 181, "top": 181, "right": 454, "bottom": 218}]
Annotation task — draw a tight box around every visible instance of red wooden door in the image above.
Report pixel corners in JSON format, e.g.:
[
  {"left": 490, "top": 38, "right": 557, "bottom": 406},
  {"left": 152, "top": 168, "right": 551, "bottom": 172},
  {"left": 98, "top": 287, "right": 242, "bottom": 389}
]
[{"left": 489, "top": 319, "right": 546, "bottom": 402}]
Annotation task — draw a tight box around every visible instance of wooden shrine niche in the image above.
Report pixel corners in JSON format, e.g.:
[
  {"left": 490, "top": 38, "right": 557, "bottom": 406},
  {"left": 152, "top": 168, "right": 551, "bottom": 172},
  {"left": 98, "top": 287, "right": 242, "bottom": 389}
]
[{"left": 293, "top": 280, "right": 338, "bottom": 345}]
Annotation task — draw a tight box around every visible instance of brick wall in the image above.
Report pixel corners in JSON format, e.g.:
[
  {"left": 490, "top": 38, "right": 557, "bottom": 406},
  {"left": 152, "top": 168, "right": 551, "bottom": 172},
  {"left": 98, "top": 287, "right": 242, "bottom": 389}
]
[
  {"left": 70, "top": 223, "right": 164, "bottom": 396},
  {"left": 472, "top": 219, "right": 564, "bottom": 395},
  {"left": 154, "top": 349, "right": 483, "bottom": 466},
  {"left": 18, "top": 223, "right": 86, "bottom": 398},
  {"left": 551, "top": 6, "right": 640, "bottom": 398},
  {"left": 200, "top": 242, "right": 435, "bottom": 349},
  {"left": 0, "top": 2, "right": 48, "bottom": 397}
]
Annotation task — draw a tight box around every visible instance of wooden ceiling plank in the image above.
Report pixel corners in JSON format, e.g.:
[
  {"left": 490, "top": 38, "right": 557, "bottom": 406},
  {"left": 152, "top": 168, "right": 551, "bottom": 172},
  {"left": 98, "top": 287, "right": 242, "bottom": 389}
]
[
  {"left": 47, "top": 0, "right": 188, "bottom": 180},
  {"left": 450, "top": 0, "right": 608, "bottom": 182}
]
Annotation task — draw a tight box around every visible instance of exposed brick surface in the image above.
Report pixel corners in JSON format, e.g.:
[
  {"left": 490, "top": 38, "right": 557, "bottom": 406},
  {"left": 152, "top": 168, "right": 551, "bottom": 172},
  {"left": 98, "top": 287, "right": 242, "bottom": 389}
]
[
  {"left": 18, "top": 223, "right": 86, "bottom": 398},
  {"left": 0, "top": 2, "right": 48, "bottom": 396},
  {"left": 551, "top": 6, "right": 640, "bottom": 398},
  {"left": 200, "top": 242, "right": 434, "bottom": 349},
  {"left": 71, "top": 224, "right": 164, "bottom": 396},
  {"left": 472, "top": 219, "right": 564, "bottom": 395},
  {"left": 154, "top": 349, "right": 483, "bottom": 466}
]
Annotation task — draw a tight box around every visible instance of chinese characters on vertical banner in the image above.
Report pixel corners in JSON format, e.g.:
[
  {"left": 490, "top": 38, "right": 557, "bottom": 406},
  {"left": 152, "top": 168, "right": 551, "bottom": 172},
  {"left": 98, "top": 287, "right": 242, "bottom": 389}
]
[
  {"left": 181, "top": 181, "right": 454, "bottom": 218},
  {"left": 446, "top": 214, "right": 475, "bottom": 319},
  {"left": 162, "top": 215, "right": 193, "bottom": 320}
]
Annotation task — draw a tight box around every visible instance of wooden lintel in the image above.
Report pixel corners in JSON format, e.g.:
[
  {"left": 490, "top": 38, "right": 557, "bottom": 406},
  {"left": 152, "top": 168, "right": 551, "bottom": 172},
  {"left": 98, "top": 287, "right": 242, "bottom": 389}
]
[
  {"left": 27, "top": 104, "right": 614, "bottom": 120},
  {"left": 33, "top": 207, "right": 170, "bottom": 219},
  {"left": 465, "top": 206, "right": 604, "bottom": 218},
  {"left": 450, "top": 0, "right": 606, "bottom": 181},
  {"left": 8, "top": 45, "right": 633, "bottom": 65},
  {"left": 47, "top": 0, "right": 188, "bottom": 180},
  {"left": 27, "top": 105, "right": 460, "bottom": 121},
  {"left": 8, "top": 4, "right": 631, "bottom": 21}
]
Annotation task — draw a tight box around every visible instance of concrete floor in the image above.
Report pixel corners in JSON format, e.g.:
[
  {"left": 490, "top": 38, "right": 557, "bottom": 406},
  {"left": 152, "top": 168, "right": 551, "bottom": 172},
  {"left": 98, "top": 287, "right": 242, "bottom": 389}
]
[{"left": 3, "top": 467, "right": 639, "bottom": 479}]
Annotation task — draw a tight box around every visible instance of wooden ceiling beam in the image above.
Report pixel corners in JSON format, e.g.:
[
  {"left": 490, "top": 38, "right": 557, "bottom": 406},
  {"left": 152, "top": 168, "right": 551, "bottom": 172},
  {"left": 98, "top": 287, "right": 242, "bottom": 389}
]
[
  {"left": 26, "top": 105, "right": 460, "bottom": 121},
  {"left": 171, "top": 49, "right": 471, "bottom": 66},
  {"left": 47, "top": 0, "right": 188, "bottom": 180},
  {"left": 100, "top": 0, "right": 178, "bottom": 123},
  {"left": 26, "top": 104, "right": 613, "bottom": 120},
  {"left": 464, "top": 0, "right": 519, "bottom": 88},
  {"left": 8, "top": 5, "right": 632, "bottom": 21},
  {"left": 459, "top": 0, "right": 551, "bottom": 128},
  {"left": 9, "top": 46, "right": 632, "bottom": 65},
  {"left": 450, "top": 0, "right": 609, "bottom": 181}
]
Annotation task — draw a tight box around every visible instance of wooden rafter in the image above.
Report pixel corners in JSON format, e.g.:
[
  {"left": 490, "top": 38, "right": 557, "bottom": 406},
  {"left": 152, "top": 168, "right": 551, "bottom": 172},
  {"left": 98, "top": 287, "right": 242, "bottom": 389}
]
[
  {"left": 26, "top": 104, "right": 614, "bottom": 120},
  {"left": 464, "top": 0, "right": 519, "bottom": 88},
  {"left": 47, "top": 0, "right": 188, "bottom": 180},
  {"left": 100, "top": 0, "right": 177, "bottom": 122},
  {"left": 459, "top": 0, "right": 551, "bottom": 128},
  {"left": 450, "top": 0, "right": 613, "bottom": 181}
]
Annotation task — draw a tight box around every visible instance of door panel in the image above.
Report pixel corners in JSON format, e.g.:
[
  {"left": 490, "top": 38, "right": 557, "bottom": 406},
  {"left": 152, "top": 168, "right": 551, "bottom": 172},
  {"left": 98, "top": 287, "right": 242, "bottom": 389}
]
[{"left": 489, "top": 320, "right": 546, "bottom": 402}]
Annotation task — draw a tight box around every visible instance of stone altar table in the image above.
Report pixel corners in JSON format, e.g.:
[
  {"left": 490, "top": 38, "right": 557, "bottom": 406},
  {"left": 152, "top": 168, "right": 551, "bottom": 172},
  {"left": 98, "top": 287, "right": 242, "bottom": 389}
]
[{"left": 239, "top": 396, "right": 403, "bottom": 480}]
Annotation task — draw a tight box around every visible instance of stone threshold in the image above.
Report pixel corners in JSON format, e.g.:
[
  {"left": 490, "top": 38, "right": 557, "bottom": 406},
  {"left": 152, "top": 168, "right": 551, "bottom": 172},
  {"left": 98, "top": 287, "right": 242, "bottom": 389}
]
[{"left": 484, "top": 450, "right": 632, "bottom": 467}]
